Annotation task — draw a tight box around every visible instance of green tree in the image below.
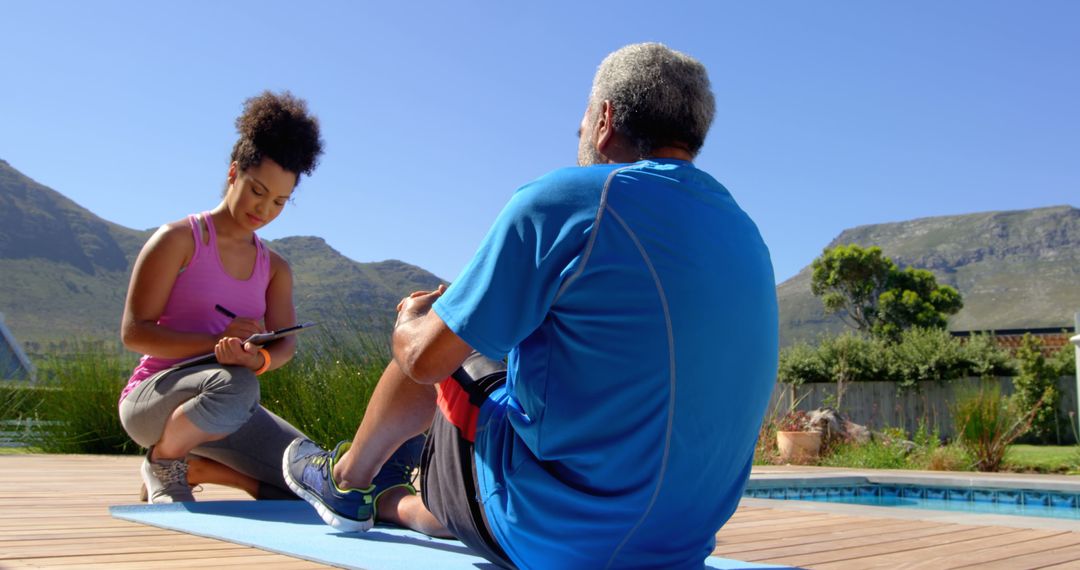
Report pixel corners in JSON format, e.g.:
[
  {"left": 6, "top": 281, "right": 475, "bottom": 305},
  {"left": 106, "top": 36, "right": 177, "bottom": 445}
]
[
  {"left": 810, "top": 244, "right": 962, "bottom": 339},
  {"left": 1011, "top": 333, "right": 1061, "bottom": 443},
  {"left": 810, "top": 244, "right": 895, "bottom": 333},
  {"left": 874, "top": 268, "right": 963, "bottom": 340}
]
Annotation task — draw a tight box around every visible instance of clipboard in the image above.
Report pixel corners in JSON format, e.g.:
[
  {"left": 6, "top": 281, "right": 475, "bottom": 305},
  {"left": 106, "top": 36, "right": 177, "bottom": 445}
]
[{"left": 171, "top": 321, "right": 318, "bottom": 370}]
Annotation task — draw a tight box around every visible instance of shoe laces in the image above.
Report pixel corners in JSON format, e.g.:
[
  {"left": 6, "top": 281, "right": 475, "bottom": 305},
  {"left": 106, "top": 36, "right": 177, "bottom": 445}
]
[
  {"left": 303, "top": 449, "right": 337, "bottom": 489},
  {"left": 151, "top": 460, "right": 189, "bottom": 486}
]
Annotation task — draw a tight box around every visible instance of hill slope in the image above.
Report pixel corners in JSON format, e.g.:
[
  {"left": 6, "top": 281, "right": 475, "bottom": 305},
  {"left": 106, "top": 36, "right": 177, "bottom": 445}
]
[
  {"left": 6, "top": 158, "right": 1076, "bottom": 351},
  {"left": 778, "top": 205, "right": 1080, "bottom": 345},
  {"left": 0, "top": 159, "right": 443, "bottom": 347}
]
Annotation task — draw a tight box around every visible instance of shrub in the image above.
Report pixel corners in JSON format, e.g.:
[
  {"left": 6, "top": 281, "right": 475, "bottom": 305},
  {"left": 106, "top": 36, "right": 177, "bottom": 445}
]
[
  {"left": 25, "top": 341, "right": 139, "bottom": 454},
  {"left": 777, "top": 342, "right": 829, "bottom": 385},
  {"left": 886, "top": 327, "right": 966, "bottom": 391},
  {"left": 952, "top": 384, "right": 1037, "bottom": 472},
  {"left": 959, "top": 333, "right": 1014, "bottom": 380},
  {"left": 754, "top": 400, "right": 783, "bottom": 465},
  {"left": 259, "top": 329, "right": 388, "bottom": 450},
  {"left": 0, "top": 381, "right": 44, "bottom": 421},
  {"left": 926, "top": 445, "right": 972, "bottom": 471},
  {"left": 1011, "top": 334, "right": 1061, "bottom": 443},
  {"left": 778, "top": 327, "right": 995, "bottom": 392},
  {"left": 817, "top": 439, "right": 909, "bottom": 469},
  {"left": 778, "top": 333, "right": 893, "bottom": 409},
  {"left": 1048, "top": 341, "right": 1076, "bottom": 377},
  {"left": 0, "top": 381, "right": 46, "bottom": 448},
  {"left": 816, "top": 333, "right": 890, "bottom": 383}
]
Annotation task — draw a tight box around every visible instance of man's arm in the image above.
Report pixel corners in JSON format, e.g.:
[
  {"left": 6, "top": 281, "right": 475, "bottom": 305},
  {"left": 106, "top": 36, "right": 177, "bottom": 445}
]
[{"left": 392, "top": 285, "right": 475, "bottom": 384}]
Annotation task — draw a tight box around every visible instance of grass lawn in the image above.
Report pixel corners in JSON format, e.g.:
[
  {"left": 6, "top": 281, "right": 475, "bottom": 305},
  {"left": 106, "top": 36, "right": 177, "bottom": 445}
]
[
  {"left": 0, "top": 446, "right": 40, "bottom": 455},
  {"left": 1005, "top": 444, "right": 1080, "bottom": 474}
]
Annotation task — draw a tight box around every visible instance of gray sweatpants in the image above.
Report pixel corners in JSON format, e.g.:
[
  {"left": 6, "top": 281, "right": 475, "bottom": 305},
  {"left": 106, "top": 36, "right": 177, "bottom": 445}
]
[{"left": 119, "top": 363, "right": 305, "bottom": 499}]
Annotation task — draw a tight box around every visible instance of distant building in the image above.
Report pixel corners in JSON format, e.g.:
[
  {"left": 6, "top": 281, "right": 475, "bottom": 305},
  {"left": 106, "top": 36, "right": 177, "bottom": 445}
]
[
  {"left": 0, "top": 313, "right": 34, "bottom": 381},
  {"left": 951, "top": 326, "right": 1076, "bottom": 355}
]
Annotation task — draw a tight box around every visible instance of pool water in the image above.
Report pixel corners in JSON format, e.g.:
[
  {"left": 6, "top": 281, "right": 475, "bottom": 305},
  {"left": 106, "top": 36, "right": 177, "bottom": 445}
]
[{"left": 744, "top": 483, "right": 1080, "bottom": 520}]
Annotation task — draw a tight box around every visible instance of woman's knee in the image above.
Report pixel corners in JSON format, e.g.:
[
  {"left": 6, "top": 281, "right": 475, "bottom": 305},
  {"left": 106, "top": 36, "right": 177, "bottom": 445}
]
[
  {"left": 205, "top": 366, "right": 261, "bottom": 403},
  {"left": 179, "top": 367, "right": 262, "bottom": 435}
]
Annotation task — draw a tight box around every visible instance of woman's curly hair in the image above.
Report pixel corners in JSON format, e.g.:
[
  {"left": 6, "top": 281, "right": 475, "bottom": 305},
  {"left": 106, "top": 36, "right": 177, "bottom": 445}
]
[{"left": 230, "top": 91, "right": 324, "bottom": 184}]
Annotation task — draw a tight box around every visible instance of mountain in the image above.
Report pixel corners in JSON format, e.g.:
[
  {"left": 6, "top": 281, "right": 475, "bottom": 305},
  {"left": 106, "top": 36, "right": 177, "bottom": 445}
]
[
  {"left": 5, "top": 158, "right": 1077, "bottom": 351},
  {"left": 778, "top": 205, "right": 1080, "bottom": 345},
  {"left": 0, "top": 159, "right": 443, "bottom": 348}
]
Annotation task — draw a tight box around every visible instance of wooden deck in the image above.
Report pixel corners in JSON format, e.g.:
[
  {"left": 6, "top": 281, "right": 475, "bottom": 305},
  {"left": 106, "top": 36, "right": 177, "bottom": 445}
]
[{"left": 2, "top": 454, "right": 1080, "bottom": 569}]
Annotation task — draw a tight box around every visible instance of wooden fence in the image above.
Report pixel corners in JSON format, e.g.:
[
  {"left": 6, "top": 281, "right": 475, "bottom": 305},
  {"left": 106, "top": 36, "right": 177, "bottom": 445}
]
[{"left": 767, "top": 376, "right": 1079, "bottom": 443}]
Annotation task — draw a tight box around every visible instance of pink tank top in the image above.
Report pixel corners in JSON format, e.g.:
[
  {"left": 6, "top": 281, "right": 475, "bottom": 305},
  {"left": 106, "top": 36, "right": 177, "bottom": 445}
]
[{"left": 121, "top": 212, "right": 271, "bottom": 401}]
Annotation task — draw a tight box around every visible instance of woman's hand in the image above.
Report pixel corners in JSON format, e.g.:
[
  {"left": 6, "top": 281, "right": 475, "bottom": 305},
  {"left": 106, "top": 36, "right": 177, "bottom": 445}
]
[
  {"left": 219, "top": 318, "right": 264, "bottom": 342},
  {"left": 214, "top": 337, "right": 264, "bottom": 371}
]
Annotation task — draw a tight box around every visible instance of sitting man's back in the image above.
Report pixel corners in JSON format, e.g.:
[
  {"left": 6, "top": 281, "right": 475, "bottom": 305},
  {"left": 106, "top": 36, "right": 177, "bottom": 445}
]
[{"left": 432, "top": 43, "right": 779, "bottom": 568}]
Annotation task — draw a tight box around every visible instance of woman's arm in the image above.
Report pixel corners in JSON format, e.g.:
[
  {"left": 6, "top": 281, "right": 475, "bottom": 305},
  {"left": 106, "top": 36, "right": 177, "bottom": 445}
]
[
  {"left": 120, "top": 222, "right": 262, "bottom": 358},
  {"left": 250, "top": 249, "right": 298, "bottom": 372}
]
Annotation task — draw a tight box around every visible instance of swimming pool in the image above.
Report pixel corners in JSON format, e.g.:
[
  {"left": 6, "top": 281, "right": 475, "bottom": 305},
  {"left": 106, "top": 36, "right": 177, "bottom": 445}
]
[{"left": 744, "top": 479, "right": 1080, "bottom": 521}]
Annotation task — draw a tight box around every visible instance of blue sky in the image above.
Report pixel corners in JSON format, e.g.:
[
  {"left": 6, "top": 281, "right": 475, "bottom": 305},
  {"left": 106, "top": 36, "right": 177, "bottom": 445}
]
[{"left": 1, "top": 1, "right": 1077, "bottom": 284}]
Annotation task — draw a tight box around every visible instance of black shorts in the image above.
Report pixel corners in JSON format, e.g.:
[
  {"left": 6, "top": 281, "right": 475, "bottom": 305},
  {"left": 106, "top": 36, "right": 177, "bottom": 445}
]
[{"left": 420, "top": 353, "right": 515, "bottom": 569}]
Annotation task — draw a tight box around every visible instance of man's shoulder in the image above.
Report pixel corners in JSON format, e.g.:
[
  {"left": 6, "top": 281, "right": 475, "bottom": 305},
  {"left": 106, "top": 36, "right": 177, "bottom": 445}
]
[
  {"left": 526, "top": 164, "right": 622, "bottom": 191},
  {"left": 509, "top": 165, "right": 621, "bottom": 212}
]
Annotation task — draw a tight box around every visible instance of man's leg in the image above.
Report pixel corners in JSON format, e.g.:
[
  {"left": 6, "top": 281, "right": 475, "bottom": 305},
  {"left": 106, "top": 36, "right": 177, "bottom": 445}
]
[
  {"left": 374, "top": 486, "right": 452, "bottom": 537},
  {"left": 283, "top": 352, "right": 515, "bottom": 568},
  {"left": 333, "top": 359, "right": 451, "bottom": 535},
  {"left": 333, "top": 359, "right": 436, "bottom": 489},
  {"left": 416, "top": 354, "right": 514, "bottom": 567},
  {"left": 284, "top": 359, "right": 448, "bottom": 534}
]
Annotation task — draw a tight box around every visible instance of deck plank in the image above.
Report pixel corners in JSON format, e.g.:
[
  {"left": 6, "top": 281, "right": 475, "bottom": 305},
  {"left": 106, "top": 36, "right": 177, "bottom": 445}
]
[
  {"left": 961, "top": 543, "right": 1080, "bottom": 570},
  {"left": 754, "top": 525, "right": 1020, "bottom": 566},
  {"left": 714, "top": 519, "right": 945, "bottom": 553},
  {"left": 812, "top": 528, "right": 1074, "bottom": 569}
]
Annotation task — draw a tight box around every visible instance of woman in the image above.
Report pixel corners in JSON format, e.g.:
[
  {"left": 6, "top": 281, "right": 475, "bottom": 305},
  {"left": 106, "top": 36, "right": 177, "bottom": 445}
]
[{"left": 119, "top": 91, "right": 323, "bottom": 502}]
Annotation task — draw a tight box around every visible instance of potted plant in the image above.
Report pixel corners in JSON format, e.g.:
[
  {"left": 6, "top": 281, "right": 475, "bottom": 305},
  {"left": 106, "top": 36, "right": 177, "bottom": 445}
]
[{"left": 775, "top": 410, "right": 822, "bottom": 463}]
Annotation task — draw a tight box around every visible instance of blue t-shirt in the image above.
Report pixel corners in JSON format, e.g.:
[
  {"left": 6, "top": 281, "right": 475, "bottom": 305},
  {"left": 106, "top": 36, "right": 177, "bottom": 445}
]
[{"left": 433, "top": 160, "right": 778, "bottom": 570}]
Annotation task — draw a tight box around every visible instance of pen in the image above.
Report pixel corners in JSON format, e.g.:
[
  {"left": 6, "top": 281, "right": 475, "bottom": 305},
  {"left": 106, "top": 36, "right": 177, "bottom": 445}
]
[{"left": 215, "top": 304, "right": 237, "bottom": 319}]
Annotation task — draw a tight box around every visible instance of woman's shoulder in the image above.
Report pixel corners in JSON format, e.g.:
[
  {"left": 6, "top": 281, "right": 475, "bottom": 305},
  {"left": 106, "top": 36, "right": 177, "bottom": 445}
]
[
  {"left": 141, "top": 217, "right": 197, "bottom": 259},
  {"left": 265, "top": 246, "right": 292, "bottom": 276}
]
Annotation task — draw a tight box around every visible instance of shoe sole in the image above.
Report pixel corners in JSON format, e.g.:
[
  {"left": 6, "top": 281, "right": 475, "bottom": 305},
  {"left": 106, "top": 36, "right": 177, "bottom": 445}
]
[{"left": 282, "top": 439, "right": 373, "bottom": 533}]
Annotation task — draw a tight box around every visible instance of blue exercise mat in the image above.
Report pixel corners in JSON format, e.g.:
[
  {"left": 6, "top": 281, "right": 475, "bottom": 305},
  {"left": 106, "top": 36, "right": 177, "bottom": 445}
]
[{"left": 110, "top": 501, "right": 797, "bottom": 569}]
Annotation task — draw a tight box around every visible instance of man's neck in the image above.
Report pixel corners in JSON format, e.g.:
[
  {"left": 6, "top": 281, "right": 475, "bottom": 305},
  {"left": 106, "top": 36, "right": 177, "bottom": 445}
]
[{"left": 648, "top": 146, "right": 693, "bottom": 162}]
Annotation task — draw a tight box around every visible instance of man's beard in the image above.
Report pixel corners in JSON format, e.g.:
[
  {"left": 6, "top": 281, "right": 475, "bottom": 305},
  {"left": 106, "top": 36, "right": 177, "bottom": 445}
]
[{"left": 577, "top": 134, "right": 604, "bottom": 166}]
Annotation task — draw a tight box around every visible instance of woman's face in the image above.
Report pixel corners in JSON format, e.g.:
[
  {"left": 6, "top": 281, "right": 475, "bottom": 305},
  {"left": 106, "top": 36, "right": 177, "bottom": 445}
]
[{"left": 225, "top": 158, "right": 297, "bottom": 231}]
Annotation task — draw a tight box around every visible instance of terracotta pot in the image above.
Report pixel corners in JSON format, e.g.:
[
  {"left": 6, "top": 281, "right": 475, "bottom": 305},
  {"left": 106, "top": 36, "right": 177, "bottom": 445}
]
[{"left": 776, "top": 430, "right": 822, "bottom": 462}]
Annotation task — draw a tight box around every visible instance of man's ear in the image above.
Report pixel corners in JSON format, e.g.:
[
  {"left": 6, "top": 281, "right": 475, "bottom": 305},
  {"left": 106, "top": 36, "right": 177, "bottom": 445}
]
[{"left": 595, "top": 100, "right": 615, "bottom": 153}]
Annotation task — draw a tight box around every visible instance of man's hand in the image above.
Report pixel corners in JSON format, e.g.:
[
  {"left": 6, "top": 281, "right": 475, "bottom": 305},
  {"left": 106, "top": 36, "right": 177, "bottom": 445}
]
[
  {"left": 391, "top": 283, "right": 473, "bottom": 384},
  {"left": 395, "top": 284, "right": 448, "bottom": 328}
]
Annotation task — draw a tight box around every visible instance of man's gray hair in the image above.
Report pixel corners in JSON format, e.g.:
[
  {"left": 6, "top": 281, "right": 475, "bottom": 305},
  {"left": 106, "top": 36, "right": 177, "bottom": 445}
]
[{"left": 589, "top": 43, "right": 715, "bottom": 158}]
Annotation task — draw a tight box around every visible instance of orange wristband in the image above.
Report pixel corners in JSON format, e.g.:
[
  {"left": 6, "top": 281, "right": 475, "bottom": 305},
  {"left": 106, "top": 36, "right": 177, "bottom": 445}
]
[{"left": 254, "top": 348, "right": 271, "bottom": 376}]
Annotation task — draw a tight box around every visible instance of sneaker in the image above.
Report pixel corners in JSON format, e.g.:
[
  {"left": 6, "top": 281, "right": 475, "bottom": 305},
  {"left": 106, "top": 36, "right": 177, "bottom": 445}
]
[
  {"left": 140, "top": 482, "right": 201, "bottom": 502},
  {"left": 283, "top": 438, "right": 376, "bottom": 532},
  {"left": 372, "top": 434, "right": 425, "bottom": 503},
  {"left": 141, "top": 447, "right": 195, "bottom": 503}
]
